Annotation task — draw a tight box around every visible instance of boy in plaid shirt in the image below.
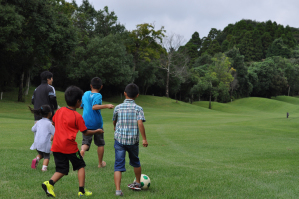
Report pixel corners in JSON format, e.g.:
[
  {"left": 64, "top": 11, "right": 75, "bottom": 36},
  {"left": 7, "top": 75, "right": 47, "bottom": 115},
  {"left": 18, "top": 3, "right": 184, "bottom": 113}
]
[{"left": 112, "top": 83, "right": 148, "bottom": 196}]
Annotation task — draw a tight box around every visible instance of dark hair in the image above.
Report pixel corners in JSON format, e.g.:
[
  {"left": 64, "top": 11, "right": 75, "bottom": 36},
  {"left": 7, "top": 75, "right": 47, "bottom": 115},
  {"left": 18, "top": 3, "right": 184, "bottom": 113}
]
[
  {"left": 40, "top": 71, "right": 53, "bottom": 81},
  {"left": 125, "top": 83, "right": 139, "bottom": 98},
  {"left": 29, "top": 105, "right": 51, "bottom": 118},
  {"left": 91, "top": 77, "right": 102, "bottom": 89},
  {"left": 65, "top": 86, "right": 83, "bottom": 106}
]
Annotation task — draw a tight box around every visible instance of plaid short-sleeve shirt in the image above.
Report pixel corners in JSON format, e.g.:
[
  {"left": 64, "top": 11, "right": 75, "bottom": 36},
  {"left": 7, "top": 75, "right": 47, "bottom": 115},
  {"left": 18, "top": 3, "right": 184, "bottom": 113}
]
[{"left": 112, "top": 99, "right": 146, "bottom": 145}]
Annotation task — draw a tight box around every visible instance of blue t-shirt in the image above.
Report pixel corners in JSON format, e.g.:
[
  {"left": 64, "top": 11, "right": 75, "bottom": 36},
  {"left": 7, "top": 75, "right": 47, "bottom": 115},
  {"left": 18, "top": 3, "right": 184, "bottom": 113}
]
[{"left": 81, "top": 91, "right": 103, "bottom": 129}]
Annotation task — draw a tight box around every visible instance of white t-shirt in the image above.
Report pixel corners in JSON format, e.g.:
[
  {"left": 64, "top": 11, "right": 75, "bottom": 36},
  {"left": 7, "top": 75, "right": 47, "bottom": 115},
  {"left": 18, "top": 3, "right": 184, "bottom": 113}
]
[{"left": 30, "top": 118, "right": 55, "bottom": 153}]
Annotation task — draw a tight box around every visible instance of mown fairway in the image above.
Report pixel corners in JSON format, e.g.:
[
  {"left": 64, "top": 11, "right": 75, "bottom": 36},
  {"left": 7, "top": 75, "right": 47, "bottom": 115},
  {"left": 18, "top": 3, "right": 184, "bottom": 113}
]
[{"left": 1, "top": 89, "right": 299, "bottom": 198}]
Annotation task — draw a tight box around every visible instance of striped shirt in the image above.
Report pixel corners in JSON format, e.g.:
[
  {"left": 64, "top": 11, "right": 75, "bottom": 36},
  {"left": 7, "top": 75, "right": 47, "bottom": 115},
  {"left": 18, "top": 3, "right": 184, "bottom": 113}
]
[{"left": 112, "top": 99, "right": 146, "bottom": 145}]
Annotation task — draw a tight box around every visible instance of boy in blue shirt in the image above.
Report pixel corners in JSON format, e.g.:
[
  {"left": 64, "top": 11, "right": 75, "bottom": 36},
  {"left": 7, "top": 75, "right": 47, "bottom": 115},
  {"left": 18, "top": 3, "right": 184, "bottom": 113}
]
[
  {"left": 112, "top": 83, "right": 148, "bottom": 196},
  {"left": 80, "top": 77, "right": 114, "bottom": 168}
]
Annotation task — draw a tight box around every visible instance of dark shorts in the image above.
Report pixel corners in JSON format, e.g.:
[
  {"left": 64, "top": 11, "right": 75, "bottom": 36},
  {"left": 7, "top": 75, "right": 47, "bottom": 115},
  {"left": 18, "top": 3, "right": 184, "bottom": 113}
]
[
  {"left": 53, "top": 151, "right": 86, "bottom": 175},
  {"left": 114, "top": 140, "right": 140, "bottom": 172},
  {"left": 37, "top": 150, "right": 50, "bottom": 159},
  {"left": 82, "top": 129, "right": 105, "bottom": 150}
]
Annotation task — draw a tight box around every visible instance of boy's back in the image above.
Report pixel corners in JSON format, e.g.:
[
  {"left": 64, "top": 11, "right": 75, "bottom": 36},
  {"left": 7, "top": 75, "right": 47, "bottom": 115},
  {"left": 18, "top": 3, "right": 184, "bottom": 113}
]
[
  {"left": 113, "top": 99, "right": 145, "bottom": 145},
  {"left": 81, "top": 91, "right": 103, "bottom": 129},
  {"left": 51, "top": 107, "right": 87, "bottom": 154}
]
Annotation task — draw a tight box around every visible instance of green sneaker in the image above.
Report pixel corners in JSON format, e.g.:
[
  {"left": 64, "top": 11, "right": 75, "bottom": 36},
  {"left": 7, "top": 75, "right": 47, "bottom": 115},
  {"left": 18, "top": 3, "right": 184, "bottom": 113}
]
[
  {"left": 42, "top": 181, "right": 56, "bottom": 197},
  {"left": 78, "top": 189, "right": 92, "bottom": 197}
]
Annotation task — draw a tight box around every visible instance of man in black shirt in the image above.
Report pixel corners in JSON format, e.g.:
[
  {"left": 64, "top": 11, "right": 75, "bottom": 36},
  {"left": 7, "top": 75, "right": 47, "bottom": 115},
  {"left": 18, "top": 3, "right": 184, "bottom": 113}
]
[{"left": 31, "top": 71, "right": 58, "bottom": 120}]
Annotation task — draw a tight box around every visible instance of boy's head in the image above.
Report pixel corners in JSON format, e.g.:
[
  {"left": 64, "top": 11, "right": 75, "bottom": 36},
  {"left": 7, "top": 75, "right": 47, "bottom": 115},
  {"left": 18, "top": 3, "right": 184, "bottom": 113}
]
[
  {"left": 40, "top": 71, "right": 53, "bottom": 84},
  {"left": 124, "top": 83, "right": 139, "bottom": 99},
  {"left": 90, "top": 77, "right": 102, "bottom": 90},
  {"left": 65, "top": 86, "right": 83, "bottom": 107}
]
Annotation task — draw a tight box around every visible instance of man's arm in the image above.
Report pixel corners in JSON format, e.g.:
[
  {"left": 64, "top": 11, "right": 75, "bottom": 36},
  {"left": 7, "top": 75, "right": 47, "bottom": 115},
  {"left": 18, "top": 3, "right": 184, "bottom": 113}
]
[
  {"left": 93, "top": 104, "right": 114, "bottom": 110},
  {"left": 82, "top": 128, "right": 104, "bottom": 136},
  {"left": 138, "top": 120, "right": 148, "bottom": 147}
]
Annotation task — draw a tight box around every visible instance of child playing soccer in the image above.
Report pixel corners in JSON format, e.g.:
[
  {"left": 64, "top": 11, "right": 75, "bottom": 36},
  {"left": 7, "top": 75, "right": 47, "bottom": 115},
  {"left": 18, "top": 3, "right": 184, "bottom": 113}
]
[
  {"left": 29, "top": 105, "right": 55, "bottom": 171},
  {"left": 80, "top": 77, "right": 114, "bottom": 168},
  {"left": 42, "top": 86, "right": 104, "bottom": 197},
  {"left": 112, "top": 83, "right": 148, "bottom": 196}
]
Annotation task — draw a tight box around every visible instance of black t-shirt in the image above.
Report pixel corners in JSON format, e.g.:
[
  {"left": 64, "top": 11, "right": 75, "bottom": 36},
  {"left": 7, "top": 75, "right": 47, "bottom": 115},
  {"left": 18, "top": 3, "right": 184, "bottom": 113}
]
[{"left": 31, "top": 81, "right": 57, "bottom": 120}]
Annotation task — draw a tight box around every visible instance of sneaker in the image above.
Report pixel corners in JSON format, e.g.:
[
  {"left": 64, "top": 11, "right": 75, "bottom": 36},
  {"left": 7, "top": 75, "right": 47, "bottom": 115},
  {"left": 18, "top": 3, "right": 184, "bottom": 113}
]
[
  {"left": 42, "top": 181, "right": 56, "bottom": 197},
  {"left": 115, "top": 191, "right": 123, "bottom": 196},
  {"left": 127, "top": 182, "right": 141, "bottom": 191},
  {"left": 78, "top": 189, "right": 92, "bottom": 196},
  {"left": 31, "top": 158, "right": 38, "bottom": 169},
  {"left": 41, "top": 168, "right": 47, "bottom": 172}
]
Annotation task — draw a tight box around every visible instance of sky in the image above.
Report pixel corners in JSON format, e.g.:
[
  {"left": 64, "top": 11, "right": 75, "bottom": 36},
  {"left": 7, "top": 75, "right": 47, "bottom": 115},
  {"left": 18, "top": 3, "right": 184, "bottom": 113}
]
[{"left": 68, "top": 0, "right": 299, "bottom": 43}]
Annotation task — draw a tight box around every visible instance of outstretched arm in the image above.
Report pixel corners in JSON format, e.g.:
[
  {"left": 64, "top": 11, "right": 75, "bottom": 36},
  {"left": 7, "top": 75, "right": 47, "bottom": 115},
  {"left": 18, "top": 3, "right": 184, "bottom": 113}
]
[
  {"left": 93, "top": 104, "right": 114, "bottom": 110},
  {"left": 138, "top": 120, "right": 148, "bottom": 147}
]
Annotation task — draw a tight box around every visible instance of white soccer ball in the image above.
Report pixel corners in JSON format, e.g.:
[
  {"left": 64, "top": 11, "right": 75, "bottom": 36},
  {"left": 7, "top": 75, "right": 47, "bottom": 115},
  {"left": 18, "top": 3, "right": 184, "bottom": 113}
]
[{"left": 134, "top": 174, "right": 151, "bottom": 190}]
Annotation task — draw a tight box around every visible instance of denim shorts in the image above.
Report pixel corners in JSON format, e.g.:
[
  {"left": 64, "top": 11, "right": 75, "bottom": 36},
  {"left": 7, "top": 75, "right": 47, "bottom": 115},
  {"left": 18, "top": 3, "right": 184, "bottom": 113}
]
[{"left": 114, "top": 140, "right": 140, "bottom": 172}]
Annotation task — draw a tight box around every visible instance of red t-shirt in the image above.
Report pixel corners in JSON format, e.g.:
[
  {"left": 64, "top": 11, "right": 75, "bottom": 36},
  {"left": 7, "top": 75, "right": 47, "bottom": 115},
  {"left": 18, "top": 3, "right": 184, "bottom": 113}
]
[{"left": 51, "top": 107, "right": 87, "bottom": 154}]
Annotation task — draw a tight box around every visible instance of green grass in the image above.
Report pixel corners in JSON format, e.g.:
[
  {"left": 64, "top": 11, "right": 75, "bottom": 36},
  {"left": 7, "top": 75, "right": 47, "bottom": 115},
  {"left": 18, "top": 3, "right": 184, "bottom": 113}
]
[{"left": 1, "top": 89, "right": 299, "bottom": 198}]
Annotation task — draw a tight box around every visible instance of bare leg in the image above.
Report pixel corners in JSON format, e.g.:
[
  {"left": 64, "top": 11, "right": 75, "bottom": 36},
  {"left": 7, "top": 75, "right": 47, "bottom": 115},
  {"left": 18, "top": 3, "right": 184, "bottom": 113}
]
[
  {"left": 50, "top": 172, "right": 65, "bottom": 183},
  {"left": 37, "top": 154, "right": 43, "bottom": 160},
  {"left": 43, "top": 159, "right": 50, "bottom": 166},
  {"left": 97, "top": 146, "right": 106, "bottom": 168},
  {"left": 78, "top": 167, "right": 85, "bottom": 187},
  {"left": 134, "top": 167, "right": 141, "bottom": 183},
  {"left": 114, "top": 171, "right": 122, "bottom": 190},
  {"left": 80, "top": 145, "right": 89, "bottom": 158}
]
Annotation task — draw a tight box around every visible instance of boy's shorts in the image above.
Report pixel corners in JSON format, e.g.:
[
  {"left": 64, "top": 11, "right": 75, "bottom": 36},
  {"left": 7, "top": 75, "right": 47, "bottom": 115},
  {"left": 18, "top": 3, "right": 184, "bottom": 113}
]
[
  {"left": 114, "top": 140, "right": 140, "bottom": 172},
  {"left": 82, "top": 129, "right": 105, "bottom": 150},
  {"left": 53, "top": 151, "right": 86, "bottom": 175},
  {"left": 37, "top": 150, "right": 50, "bottom": 159}
]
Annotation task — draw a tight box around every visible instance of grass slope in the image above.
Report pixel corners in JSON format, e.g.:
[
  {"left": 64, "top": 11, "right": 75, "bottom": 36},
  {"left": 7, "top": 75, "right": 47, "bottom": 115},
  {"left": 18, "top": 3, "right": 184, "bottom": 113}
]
[{"left": 1, "top": 89, "right": 299, "bottom": 198}]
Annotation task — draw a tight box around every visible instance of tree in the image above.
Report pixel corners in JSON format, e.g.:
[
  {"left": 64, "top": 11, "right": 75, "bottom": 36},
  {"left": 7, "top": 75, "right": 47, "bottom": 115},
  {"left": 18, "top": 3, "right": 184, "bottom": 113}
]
[
  {"left": 126, "top": 23, "right": 165, "bottom": 78},
  {"left": 250, "top": 58, "right": 288, "bottom": 98},
  {"left": 225, "top": 47, "right": 252, "bottom": 97},
  {"left": 239, "top": 31, "right": 254, "bottom": 61},
  {"left": 207, "top": 40, "right": 221, "bottom": 56},
  {"left": 68, "top": 34, "right": 133, "bottom": 90},
  {"left": 221, "top": 39, "right": 229, "bottom": 52},
  {"left": 0, "top": 2, "right": 24, "bottom": 92},
  {"left": 1, "top": 0, "right": 77, "bottom": 101},
  {"left": 266, "top": 37, "right": 291, "bottom": 58},
  {"left": 261, "top": 32, "right": 273, "bottom": 57},
  {"left": 252, "top": 29, "right": 263, "bottom": 61},
  {"left": 182, "top": 31, "right": 201, "bottom": 65},
  {"left": 193, "top": 53, "right": 234, "bottom": 108},
  {"left": 159, "top": 33, "right": 189, "bottom": 97}
]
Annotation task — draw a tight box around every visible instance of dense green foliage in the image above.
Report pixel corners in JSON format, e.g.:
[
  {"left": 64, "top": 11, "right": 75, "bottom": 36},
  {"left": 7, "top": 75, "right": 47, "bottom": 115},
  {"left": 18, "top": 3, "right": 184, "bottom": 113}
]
[{"left": 1, "top": 0, "right": 299, "bottom": 103}]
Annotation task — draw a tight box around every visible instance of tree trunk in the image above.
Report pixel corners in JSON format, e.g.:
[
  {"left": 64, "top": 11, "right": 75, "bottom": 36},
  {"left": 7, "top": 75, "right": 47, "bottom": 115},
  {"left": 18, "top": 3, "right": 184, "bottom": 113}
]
[
  {"left": 191, "top": 94, "right": 193, "bottom": 104},
  {"left": 23, "top": 70, "right": 30, "bottom": 96},
  {"left": 198, "top": 94, "right": 200, "bottom": 102},
  {"left": 209, "top": 93, "right": 212, "bottom": 109},
  {"left": 288, "top": 86, "right": 290, "bottom": 96},
  {"left": 165, "top": 69, "right": 169, "bottom": 97},
  {"left": 18, "top": 71, "right": 24, "bottom": 102}
]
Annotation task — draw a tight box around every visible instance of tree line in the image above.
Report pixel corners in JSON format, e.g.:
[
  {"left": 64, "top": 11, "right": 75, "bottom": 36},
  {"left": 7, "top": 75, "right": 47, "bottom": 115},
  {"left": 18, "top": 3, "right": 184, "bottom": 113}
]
[{"left": 1, "top": 0, "right": 299, "bottom": 107}]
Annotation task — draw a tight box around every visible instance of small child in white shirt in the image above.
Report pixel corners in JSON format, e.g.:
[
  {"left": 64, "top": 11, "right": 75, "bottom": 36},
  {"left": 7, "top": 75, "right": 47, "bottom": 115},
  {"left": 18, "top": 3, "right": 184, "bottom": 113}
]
[{"left": 29, "top": 105, "right": 55, "bottom": 171}]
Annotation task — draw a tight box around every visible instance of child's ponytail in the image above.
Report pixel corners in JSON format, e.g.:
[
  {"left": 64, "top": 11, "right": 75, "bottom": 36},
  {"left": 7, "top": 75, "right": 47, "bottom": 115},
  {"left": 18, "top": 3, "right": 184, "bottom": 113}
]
[{"left": 28, "top": 105, "right": 51, "bottom": 118}]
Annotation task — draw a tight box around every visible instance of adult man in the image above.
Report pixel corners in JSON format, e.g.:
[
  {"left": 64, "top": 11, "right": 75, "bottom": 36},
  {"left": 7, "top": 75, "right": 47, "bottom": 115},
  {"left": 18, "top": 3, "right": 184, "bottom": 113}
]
[{"left": 31, "top": 71, "right": 57, "bottom": 120}]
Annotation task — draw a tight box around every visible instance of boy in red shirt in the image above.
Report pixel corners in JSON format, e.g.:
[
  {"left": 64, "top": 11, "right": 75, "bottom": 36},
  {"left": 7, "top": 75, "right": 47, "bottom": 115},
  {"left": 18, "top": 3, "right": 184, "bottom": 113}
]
[{"left": 42, "top": 86, "right": 104, "bottom": 197}]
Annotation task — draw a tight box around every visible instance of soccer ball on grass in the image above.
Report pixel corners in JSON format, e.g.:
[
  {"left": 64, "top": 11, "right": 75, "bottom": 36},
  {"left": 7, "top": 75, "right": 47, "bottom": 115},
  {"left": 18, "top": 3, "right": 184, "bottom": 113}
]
[{"left": 134, "top": 174, "right": 151, "bottom": 190}]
